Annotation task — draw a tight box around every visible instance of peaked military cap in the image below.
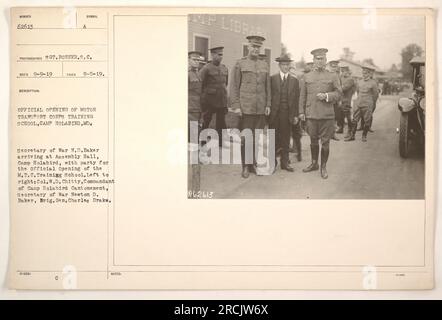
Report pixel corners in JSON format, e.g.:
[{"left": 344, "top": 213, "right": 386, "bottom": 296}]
[
  {"left": 246, "top": 35, "right": 265, "bottom": 46},
  {"left": 339, "top": 65, "right": 350, "bottom": 71},
  {"left": 361, "top": 63, "right": 376, "bottom": 71},
  {"left": 328, "top": 59, "right": 340, "bottom": 65},
  {"left": 310, "top": 48, "right": 328, "bottom": 57},
  {"left": 188, "top": 51, "right": 202, "bottom": 58},
  {"left": 275, "top": 53, "right": 293, "bottom": 63},
  {"left": 209, "top": 46, "right": 224, "bottom": 53}
]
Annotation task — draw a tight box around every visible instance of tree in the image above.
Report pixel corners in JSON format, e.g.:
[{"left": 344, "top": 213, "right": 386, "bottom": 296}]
[{"left": 400, "top": 43, "right": 423, "bottom": 81}]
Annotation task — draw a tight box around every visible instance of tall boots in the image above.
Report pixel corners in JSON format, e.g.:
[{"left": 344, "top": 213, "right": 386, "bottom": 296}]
[
  {"left": 362, "top": 125, "right": 369, "bottom": 142},
  {"left": 320, "top": 146, "right": 329, "bottom": 179},
  {"left": 344, "top": 122, "right": 352, "bottom": 139},
  {"left": 368, "top": 116, "right": 374, "bottom": 133},
  {"left": 281, "top": 154, "right": 294, "bottom": 172},
  {"left": 357, "top": 118, "right": 364, "bottom": 131},
  {"left": 303, "top": 145, "right": 319, "bottom": 172},
  {"left": 303, "top": 144, "right": 328, "bottom": 179},
  {"left": 345, "top": 121, "right": 357, "bottom": 141},
  {"left": 345, "top": 121, "right": 370, "bottom": 142}
]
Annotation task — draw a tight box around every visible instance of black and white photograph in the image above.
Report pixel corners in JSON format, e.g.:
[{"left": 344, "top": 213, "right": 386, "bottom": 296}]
[
  {"left": 2, "top": 3, "right": 439, "bottom": 295},
  {"left": 188, "top": 13, "right": 426, "bottom": 199}
]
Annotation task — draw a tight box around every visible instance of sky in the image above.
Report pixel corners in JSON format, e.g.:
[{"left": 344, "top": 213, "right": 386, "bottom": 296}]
[{"left": 281, "top": 14, "right": 425, "bottom": 70}]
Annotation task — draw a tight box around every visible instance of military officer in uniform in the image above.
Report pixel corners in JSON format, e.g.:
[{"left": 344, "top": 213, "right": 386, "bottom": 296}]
[
  {"left": 269, "top": 53, "right": 299, "bottom": 172},
  {"left": 230, "top": 35, "right": 271, "bottom": 179},
  {"left": 298, "top": 48, "right": 342, "bottom": 179},
  {"left": 199, "top": 46, "right": 229, "bottom": 147},
  {"left": 188, "top": 51, "right": 203, "bottom": 193},
  {"left": 188, "top": 51, "right": 203, "bottom": 142},
  {"left": 368, "top": 71, "right": 380, "bottom": 133},
  {"left": 338, "top": 65, "right": 356, "bottom": 138},
  {"left": 345, "top": 64, "right": 379, "bottom": 142}
]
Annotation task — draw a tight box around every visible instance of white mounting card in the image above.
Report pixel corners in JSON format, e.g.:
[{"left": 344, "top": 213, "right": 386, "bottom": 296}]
[{"left": 8, "top": 7, "right": 435, "bottom": 290}]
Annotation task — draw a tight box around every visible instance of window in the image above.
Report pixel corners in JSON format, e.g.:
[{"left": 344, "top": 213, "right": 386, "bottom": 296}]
[
  {"left": 194, "top": 35, "right": 209, "bottom": 61},
  {"left": 264, "top": 48, "right": 271, "bottom": 66}
]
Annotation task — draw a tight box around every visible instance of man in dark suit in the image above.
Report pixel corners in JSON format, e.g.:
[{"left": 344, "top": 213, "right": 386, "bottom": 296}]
[{"left": 269, "top": 54, "right": 300, "bottom": 172}]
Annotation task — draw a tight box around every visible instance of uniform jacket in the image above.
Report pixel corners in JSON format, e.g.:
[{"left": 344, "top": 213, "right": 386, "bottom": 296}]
[
  {"left": 199, "top": 62, "right": 228, "bottom": 110},
  {"left": 355, "top": 78, "right": 379, "bottom": 109},
  {"left": 332, "top": 73, "right": 342, "bottom": 111},
  {"left": 188, "top": 68, "right": 202, "bottom": 113},
  {"left": 299, "top": 68, "right": 342, "bottom": 120},
  {"left": 270, "top": 73, "right": 299, "bottom": 123},
  {"left": 341, "top": 75, "right": 356, "bottom": 106},
  {"left": 230, "top": 56, "right": 271, "bottom": 115}
]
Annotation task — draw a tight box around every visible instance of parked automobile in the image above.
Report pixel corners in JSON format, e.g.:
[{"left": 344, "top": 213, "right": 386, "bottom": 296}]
[{"left": 397, "top": 56, "right": 425, "bottom": 158}]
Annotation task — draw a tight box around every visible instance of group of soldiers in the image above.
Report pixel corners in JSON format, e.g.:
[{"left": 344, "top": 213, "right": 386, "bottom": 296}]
[{"left": 188, "top": 35, "right": 379, "bottom": 180}]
